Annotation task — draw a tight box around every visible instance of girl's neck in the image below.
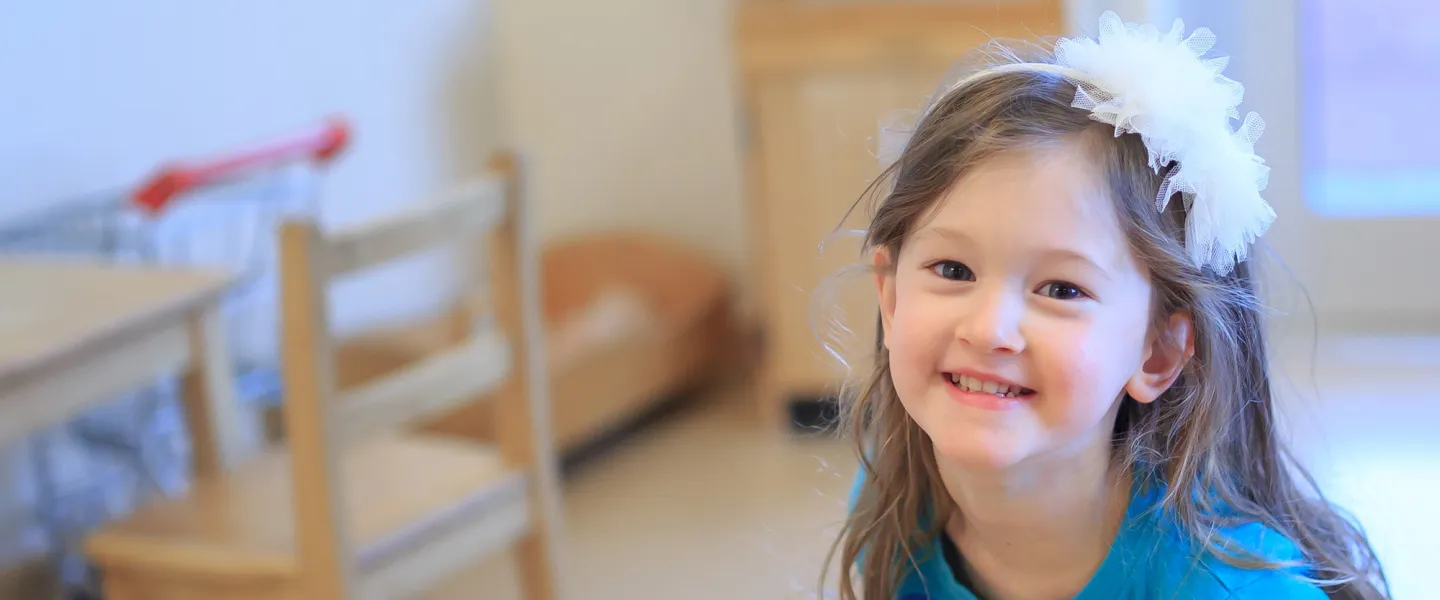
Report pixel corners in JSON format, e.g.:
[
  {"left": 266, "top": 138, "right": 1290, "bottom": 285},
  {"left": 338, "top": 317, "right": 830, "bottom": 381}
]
[{"left": 938, "top": 431, "right": 1131, "bottom": 600}]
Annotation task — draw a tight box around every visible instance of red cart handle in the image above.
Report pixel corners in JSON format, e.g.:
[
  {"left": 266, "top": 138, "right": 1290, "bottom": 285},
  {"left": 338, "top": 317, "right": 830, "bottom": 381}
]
[{"left": 132, "top": 117, "right": 351, "bottom": 214}]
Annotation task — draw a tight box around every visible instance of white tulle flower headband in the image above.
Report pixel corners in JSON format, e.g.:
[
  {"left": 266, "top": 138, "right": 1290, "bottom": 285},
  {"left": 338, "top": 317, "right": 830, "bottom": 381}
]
[{"left": 878, "top": 11, "right": 1274, "bottom": 275}]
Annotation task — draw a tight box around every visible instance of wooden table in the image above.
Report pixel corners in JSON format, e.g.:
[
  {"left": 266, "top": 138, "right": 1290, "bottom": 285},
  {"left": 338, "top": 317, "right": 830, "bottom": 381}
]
[{"left": 0, "top": 258, "right": 249, "bottom": 477}]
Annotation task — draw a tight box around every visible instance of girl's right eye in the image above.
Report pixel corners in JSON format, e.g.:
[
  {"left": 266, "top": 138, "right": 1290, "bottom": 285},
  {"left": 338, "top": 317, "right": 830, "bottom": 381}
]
[{"left": 929, "top": 260, "right": 974, "bottom": 282}]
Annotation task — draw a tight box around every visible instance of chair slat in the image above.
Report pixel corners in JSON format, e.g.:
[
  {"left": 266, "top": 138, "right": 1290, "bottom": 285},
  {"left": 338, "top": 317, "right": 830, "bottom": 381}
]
[
  {"left": 355, "top": 471, "right": 529, "bottom": 597},
  {"left": 334, "top": 330, "right": 510, "bottom": 444},
  {"left": 323, "top": 178, "right": 506, "bottom": 280}
]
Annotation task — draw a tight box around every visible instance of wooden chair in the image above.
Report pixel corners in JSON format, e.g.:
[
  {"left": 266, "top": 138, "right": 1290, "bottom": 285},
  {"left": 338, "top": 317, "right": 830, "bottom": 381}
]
[{"left": 83, "top": 152, "right": 567, "bottom": 600}]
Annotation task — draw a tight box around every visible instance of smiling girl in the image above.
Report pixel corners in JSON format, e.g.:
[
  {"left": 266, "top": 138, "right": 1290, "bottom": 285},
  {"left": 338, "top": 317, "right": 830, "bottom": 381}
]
[{"left": 825, "top": 12, "right": 1388, "bottom": 600}]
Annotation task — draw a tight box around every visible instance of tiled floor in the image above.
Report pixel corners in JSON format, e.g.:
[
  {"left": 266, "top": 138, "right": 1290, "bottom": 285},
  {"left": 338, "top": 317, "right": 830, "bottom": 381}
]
[
  {"left": 431, "top": 385, "right": 858, "bottom": 600},
  {"left": 435, "top": 337, "right": 1437, "bottom": 599}
]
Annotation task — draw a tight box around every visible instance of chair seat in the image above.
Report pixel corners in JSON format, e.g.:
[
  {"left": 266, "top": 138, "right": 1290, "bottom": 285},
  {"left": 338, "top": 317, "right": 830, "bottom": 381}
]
[{"left": 85, "top": 433, "right": 530, "bottom": 582}]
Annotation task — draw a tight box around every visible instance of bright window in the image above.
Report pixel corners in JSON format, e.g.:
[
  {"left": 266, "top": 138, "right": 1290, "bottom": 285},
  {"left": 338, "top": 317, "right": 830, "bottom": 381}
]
[{"left": 1301, "top": 1, "right": 1440, "bottom": 217}]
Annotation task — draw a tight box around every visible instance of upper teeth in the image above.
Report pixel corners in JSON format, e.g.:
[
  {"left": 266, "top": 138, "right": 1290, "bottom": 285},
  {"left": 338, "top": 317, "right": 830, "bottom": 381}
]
[{"left": 949, "top": 373, "right": 1024, "bottom": 397}]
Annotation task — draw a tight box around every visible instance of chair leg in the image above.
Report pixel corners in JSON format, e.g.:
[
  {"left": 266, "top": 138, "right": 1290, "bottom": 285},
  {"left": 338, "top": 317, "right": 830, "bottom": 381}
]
[
  {"left": 514, "top": 530, "right": 561, "bottom": 600},
  {"left": 100, "top": 575, "right": 144, "bottom": 600}
]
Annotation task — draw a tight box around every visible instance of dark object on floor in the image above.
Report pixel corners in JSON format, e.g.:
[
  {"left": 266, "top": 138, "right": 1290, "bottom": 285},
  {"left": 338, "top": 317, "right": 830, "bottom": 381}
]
[
  {"left": 558, "top": 391, "right": 692, "bottom": 474},
  {"left": 788, "top": 396, "right": 841, "bottom": 435}
]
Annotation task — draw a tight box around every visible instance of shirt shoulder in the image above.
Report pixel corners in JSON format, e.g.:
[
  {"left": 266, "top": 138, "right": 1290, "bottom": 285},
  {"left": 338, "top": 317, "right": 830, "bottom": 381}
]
[
  {"left": 1144, "top": 566, "right": 1324, "bottom": 600},
  {"left": 1221, "top": 570, "right": 1328, "bottom": 599},
  {"left": 1202, "top": 522, "right": 1327, "bottom": 599},
  {"left": 1117, "top": 517, "right": 1326, "bottom": 600}
]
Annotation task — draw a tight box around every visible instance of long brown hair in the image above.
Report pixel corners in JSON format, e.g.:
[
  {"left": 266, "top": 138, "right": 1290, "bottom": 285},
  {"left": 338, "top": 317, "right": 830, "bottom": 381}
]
[{"left": 820, "top": 45, "right": 1389, "bottom": 600}]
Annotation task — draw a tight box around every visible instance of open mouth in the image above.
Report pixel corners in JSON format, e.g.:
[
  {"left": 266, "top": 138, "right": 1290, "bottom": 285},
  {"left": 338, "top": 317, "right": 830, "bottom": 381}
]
[{"left": 945, "top": 373, "right": 1036, "bottom": 398}]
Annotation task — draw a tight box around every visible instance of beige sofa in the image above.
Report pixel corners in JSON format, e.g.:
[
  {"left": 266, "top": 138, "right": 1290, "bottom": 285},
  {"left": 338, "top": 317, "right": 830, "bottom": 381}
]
[{"left": 318, "top": 233, "right": 738, "bottom": 454}]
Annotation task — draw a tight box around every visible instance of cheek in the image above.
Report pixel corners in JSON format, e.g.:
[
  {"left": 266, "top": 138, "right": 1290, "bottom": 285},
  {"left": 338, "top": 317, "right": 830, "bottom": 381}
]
[
  {"left": 1031, "top": 315, "right": 1147, "bottom": 423},
  {"left": 885, "top": 283, "right": 951, "bottom": 389}
]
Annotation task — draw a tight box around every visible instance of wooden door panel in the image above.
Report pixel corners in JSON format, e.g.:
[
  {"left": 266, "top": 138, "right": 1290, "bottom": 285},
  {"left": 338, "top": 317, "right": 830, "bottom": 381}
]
[
  {"left": 736, "top": 1, "right": 1066, "bottom": 428},
  {"left": 755, "top": 67, "right": 947, "bottom": 399}
]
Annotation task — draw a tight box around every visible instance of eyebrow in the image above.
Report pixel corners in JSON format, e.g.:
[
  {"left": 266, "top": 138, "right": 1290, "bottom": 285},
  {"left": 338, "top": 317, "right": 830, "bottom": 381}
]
[
  {"left": 912, "top": 226, "right": 974, "bottom": 246},
  {"left": 914, "top": 226, "right": 1115, "bottom": 282},
  {"left": 1043, "top": 248, "right": 1116, "bottom": 283}
]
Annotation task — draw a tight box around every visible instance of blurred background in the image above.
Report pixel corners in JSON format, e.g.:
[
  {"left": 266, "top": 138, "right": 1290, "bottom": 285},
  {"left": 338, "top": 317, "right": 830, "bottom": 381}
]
[{"left": 0, "top": 0, "right": 1434, "bottom": 598}]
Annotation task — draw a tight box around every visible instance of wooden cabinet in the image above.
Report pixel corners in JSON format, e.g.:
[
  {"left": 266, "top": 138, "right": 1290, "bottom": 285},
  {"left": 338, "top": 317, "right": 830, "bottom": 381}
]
[{"left": 733, "top": 1, "right": 1065, "bottom": 431}]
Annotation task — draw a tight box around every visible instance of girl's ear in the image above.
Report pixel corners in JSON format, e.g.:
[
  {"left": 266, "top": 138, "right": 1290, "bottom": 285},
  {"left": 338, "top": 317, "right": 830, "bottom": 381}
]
[
  {"left": 1125, "top": 312, "right": 1194, "bottom": 404},
  {"left": 873, "top": 247, "right": 897, "bottom": 349}
]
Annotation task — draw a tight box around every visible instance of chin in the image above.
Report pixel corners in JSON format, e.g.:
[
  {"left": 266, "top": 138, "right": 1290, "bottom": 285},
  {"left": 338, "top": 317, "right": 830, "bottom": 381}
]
[{"left": 924, "top": 422, "right": 1036, "bottom": 472}]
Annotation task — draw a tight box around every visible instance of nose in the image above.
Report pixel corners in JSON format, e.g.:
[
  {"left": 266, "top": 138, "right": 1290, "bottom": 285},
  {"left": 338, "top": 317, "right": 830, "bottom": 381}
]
[{"left": 956, "top": 287, "right": 1025, "bottom": 354}]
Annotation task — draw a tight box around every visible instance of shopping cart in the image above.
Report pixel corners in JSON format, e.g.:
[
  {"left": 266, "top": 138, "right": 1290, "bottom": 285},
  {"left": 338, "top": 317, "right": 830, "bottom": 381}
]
[{"left": 0, "top": 118, "right": 350, "bottom": 595}]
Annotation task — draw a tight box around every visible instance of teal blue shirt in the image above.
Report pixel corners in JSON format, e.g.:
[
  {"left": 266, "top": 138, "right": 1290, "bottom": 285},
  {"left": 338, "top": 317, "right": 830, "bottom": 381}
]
[{"left": 851, "top": 471, "right": 1326, "bottom": 599}]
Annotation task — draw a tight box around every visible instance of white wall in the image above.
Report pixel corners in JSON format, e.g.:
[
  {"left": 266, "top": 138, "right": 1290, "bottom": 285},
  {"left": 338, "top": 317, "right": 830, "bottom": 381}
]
[
  {"left": 494, "top": 0, "right": 750, "bottom": 301},
  {"left": 0, "top": 0, "right": 501, "bottom": 327}
]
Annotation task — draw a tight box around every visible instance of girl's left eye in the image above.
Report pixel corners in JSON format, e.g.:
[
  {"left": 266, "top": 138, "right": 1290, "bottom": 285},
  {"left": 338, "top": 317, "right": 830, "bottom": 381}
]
[{"left": 1038, "top": 281, "right": 1088, "bottom": 300}]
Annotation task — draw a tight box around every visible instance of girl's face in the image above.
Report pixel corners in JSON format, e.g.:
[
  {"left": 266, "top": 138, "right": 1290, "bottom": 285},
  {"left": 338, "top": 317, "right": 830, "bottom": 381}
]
[{"left": 876, "top": 141, "right": 1168, "bottom": 472}]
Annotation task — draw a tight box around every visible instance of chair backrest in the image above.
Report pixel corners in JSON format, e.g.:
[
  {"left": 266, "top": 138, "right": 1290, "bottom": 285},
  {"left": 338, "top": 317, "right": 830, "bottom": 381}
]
[{"left": 276, "top": 152, "right": 561, "bottom": 598}]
